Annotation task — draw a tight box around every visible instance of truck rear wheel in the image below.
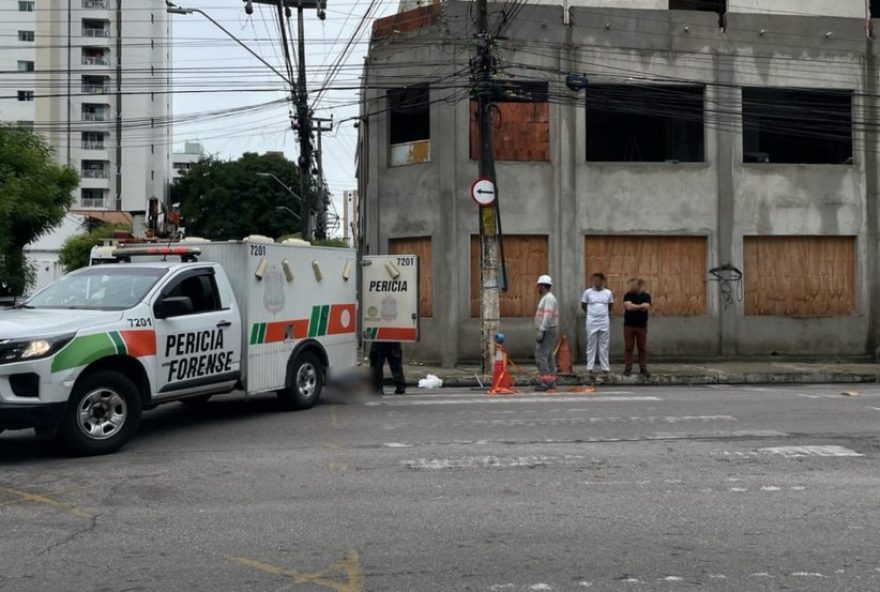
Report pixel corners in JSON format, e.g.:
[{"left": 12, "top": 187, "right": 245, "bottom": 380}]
[
  {"left": 58, "top": 370, "right": 143, "bottom": 456},
  {"left": 278, "top": 351, "right": 323, "bottom": 410}
]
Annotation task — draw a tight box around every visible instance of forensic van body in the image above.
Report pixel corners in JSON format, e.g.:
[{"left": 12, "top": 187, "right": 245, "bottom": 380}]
[{"left": 0, "top": 238, "right": 358, "bottom": 455}]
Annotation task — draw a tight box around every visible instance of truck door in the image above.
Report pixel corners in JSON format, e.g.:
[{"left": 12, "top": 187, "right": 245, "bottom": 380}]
[{"left": 152, "top": 268, "right": 242, "bottom": 398}]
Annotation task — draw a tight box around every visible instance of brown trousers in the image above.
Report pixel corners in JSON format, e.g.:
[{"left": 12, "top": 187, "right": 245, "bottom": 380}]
[{"left": 623, "top": 326, "right": 648, "bottom": 370}]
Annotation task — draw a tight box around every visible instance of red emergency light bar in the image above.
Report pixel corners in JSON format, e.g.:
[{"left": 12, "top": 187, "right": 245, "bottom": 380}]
[{"left": 112, "top": 246, "right": 201, "bottom": 260}]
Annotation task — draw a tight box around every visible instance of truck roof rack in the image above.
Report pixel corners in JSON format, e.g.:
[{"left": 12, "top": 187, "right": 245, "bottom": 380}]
[{"left": 112, "top": 246, "right": 201, "bottom": 262}]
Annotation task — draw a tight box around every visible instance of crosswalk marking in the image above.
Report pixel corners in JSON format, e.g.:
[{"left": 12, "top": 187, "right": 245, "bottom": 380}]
[
  {"left": 759, "top": 445, "right": 863, "bottom": 457},
  {"left": 367, "top": 395, "right": 662, "bottom": 406}
]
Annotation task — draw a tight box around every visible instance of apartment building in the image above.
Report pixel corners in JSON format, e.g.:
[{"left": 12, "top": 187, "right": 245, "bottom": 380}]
[
  {"left": 359, "top": 0, "right": 880, "bottom": 365},
  {"left": 0, "top": 0, "right": 171, "bottom": 213}
]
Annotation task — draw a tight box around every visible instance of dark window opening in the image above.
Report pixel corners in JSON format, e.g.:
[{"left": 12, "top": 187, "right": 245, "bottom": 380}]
[
  {"left": 586, "top": 85, "right": 705, "bottom": 163},
  {"left": 742, "top": 88, "right": 853, "bottom": 165},
  {"left": 164, "top": 274, "right": 221, "bottom": 314},
  {"left": 388, "top": 85, "right": 429, "bottom": 145},
  {"left": 669, "top": 0, "right": 725, "bottom": 13},
  {"left": 872, "top": 0, "right": 880, "bottom": 18}
]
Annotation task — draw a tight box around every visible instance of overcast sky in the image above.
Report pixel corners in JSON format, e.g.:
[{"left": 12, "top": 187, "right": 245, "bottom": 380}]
[{"left": 170, "top": 0, "right": 396, "bottom": 235}]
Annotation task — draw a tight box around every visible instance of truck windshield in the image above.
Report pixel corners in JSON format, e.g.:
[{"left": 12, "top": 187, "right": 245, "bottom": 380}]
[{"left": 27, "top": 267, "right": 167, "bottom": 310}]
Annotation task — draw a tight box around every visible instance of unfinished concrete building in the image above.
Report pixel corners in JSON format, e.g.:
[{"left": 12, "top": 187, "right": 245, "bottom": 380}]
[{"left": 357, "top": 0, "right": 880, "bottom": 366}]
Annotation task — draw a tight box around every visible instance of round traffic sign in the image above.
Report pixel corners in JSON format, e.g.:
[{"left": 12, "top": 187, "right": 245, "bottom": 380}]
[{"left": 470, "top": 178, "right": 496, "bottom": 207}]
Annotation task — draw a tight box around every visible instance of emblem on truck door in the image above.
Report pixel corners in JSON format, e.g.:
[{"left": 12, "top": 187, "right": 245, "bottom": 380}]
[{"left": 263, "top": 266, "right": 285, "bottom": 314}]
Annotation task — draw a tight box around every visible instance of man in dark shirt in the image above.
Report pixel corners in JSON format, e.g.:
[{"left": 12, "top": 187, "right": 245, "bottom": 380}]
[{"left": 623, "top": 278, "right": 652, "bottom": 377}]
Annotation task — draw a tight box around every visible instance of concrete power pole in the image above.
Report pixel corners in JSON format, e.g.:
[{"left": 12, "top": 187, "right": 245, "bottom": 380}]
[
  {"left": 250, "top": 0, "right": 326, "bottom": 242},
  {"left": 474, "top": 0, "right": 501, "bottom": 373},
  {"left": 314, "top": 117, "right": 333, "bottom": 240}
]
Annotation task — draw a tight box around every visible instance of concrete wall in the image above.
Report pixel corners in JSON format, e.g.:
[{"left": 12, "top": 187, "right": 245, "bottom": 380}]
[{"left": 361, "top": 1, "right": 880, "bottom": 364}]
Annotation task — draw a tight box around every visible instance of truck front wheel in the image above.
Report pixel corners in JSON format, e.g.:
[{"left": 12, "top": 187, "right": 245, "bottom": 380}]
[
  {"left": 58, "top": 370, "right": 143, "bottom": 456},
  {"left": 278, "top": 351, "right": 324, "bottom": 410}
]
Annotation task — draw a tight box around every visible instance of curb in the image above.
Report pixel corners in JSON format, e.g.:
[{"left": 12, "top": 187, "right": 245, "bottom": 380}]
[{"left": 406, "top": 373, "right": 880, "bottom": 389}]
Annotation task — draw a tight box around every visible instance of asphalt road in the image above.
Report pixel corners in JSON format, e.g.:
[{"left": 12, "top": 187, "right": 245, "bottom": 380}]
[{"left": 1, "top": 384, "right": 879, "bottom": 592}]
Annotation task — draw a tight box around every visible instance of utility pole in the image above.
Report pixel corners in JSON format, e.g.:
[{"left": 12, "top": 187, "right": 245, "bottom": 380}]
[
  {"left": 248, "top": 0, "right": 326, "bottom": 242},
  {"left": 473, "top": 0, "right": 501, "bottom": 373},
  {"left": 314, "top": 117, "right": 333, "bottom": 240}
]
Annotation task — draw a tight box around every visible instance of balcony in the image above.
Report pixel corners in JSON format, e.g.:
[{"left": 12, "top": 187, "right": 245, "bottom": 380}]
[
  {"left": 82, "top": 0, "right": 110, "bottom": 8},
  {"left": 83, "top": 110, "right": 109, "bottom": 122},
  {"left": 82, "top": 27, "right": 110, "bottom": 38},
  {"left": 82, "top": 84, "right": 108, "bottom": 94},
  {"left": 80, "top": 197, "right": 107, "bottom": 209},
  {"left": 81, "top": 168, "right": 109, "bottom": 179},
  {"left": 82, "top": 55, "right": 109, "bottom": 66},
  {"left": 82, "top": 140, "right": 105, "bottom": 150}
]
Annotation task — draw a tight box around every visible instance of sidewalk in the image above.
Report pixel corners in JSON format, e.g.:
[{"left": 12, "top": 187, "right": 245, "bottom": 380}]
[{"left": 400, "top": 361, "right": 880, "bottom": 388}]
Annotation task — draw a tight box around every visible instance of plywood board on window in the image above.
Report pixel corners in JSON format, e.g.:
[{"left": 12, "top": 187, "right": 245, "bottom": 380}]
[
  {"left": 470, "top": 235, "right": 548, "bottom": 318},
  {"left": 469, "top": 102, "right": 550, "bottom": 162},
  {"left": 743, "top": 236, "right": 855, "bottom": 316},
  {"left": 390, "top": 237, "right": 433, "bottom": 318},
  {"left": 584, "top": 236, "right": 707, "bottom": 316}
]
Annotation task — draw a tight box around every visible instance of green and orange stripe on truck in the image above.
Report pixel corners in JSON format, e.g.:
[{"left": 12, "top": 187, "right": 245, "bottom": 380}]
[
  {"left": 51, "top": 330, "right": 157, "bottom": 373},
  {"left": 250, "top": 303, "right": 356, "bottom": 345}
]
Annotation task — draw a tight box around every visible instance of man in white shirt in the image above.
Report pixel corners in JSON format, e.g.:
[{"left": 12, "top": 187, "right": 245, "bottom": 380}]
[
  {"left": 581, "top": 273, "right": 613, "bottom": 376},
  {"left": 534, "top": 274, "right": 559, "bottom": 392}
]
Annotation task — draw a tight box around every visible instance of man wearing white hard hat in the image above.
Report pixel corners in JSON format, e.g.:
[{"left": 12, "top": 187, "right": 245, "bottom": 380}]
[{"left": 534, "top": 274, "right": 559, "bottom": 392}]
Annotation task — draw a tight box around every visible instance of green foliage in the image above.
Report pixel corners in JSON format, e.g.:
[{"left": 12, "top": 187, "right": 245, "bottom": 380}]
[
  {"left": 0, "top": 125, "right": 79, "bottom": 295},
  {"left": 171, "top": 152, "right": 302, "bottom": 241},
  {"left": 313, "top": 238, "right": 349, "bottom": 248},
  {"left": 58, "top": 224, "right": 129, "bottom": 272}
]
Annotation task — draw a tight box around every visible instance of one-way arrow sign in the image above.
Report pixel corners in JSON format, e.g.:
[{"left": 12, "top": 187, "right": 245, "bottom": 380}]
[{"left": 470, "top": 178, "right": 496, "bottom": 207}]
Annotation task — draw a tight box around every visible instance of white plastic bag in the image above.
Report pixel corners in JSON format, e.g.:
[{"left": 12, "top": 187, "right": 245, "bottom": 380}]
[{"left": 418, "top": 374, "right": 443, "bottom": 389}]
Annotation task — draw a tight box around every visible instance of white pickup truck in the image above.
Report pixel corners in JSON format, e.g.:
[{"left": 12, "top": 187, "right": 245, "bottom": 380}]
[{"left": 0, "top": 239, "right": 358, "bottom": 455}]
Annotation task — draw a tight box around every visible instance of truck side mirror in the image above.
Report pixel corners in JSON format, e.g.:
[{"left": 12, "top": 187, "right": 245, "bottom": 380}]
[{"left": 155, "top": 295, "right": 193, "bottom": 319}]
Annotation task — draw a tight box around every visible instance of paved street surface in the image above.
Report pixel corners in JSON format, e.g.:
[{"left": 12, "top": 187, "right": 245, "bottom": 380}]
[{"left": 1, "top": 384, "right": 879, "bottom": 591}]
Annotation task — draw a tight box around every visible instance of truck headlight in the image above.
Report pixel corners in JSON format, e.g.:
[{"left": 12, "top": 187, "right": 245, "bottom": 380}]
[{"left": 0, "top": 334, "right": 74, "bottom": 365}]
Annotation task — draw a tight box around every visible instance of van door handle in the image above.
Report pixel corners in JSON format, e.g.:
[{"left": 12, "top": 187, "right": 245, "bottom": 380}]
[{"left": 217, "top": 320, "right": 232, "bottom": 328}]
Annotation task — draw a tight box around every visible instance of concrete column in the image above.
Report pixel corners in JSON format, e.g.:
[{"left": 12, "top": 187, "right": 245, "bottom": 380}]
[
  {"left": 864, "top": 42, "right": 880, "bottom": 358},
  {"left": 714, "top": 51, "right": 737, "bottom": 357},
  {"left": 557, "top": 35, "right": 580, "bottom": 363},
  {"left": 433, "top": 58, "right": 460, "bottom": 368}
]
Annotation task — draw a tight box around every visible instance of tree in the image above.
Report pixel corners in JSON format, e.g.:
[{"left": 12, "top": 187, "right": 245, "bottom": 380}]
[
  {"left": 58, "top": 223, "right": 129, "bottom": 272},
  {"left": 171, "top": 152, "right": 302, "bottom": 241},
  {"left": 0, "top": 125, "right": 79, "bottom": 295}
]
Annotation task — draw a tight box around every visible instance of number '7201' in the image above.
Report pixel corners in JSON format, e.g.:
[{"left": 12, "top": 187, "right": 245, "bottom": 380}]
[{"left": 396, "top": 257, "right": 414, "bottom": 266}]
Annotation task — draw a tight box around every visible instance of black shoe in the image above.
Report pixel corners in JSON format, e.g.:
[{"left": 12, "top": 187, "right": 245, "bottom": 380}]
[
  {"left": 624, "top": 368, "right": 632, "bottom": 377},
  {"left": 534, "top": 383, "right": 549, "bottom": 392},
  {"left": 394, "top": 388, "right": 406, "bottom": 395},
  {"left": 640, "top": 369, "right": 651, "bottom": 378}
]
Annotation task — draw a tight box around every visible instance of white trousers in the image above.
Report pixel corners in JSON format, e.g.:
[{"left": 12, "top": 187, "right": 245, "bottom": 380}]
[{"left": 586, "top": 327, "right": 610, "bottom": 371}]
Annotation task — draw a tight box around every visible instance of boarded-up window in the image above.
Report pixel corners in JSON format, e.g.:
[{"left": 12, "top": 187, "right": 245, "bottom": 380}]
[
  {"left": 743, "top": 236, "right": 855, "bottom": 316},
  {"left": 390, "top": 237, "right": 432, "bottom": 318},
  {"left": 585, "top": 236, "right": 707, "bottom": 316},
  {"left": 470, "top": 102, "right": 550, "bottom": 161},
  {"left": 470, "top": 235, "right": 547, "bottom": 317}
]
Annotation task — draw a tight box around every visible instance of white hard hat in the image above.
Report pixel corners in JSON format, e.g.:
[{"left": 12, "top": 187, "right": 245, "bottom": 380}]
[{"left": 537, "top": 274, "right": 553, "bottom": 286}]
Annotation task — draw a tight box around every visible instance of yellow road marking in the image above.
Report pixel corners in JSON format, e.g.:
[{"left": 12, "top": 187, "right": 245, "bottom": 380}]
[
  {"left": 0, "top": 486, "right": 93, "bottom": 520},
  {"left": 228, "top": 550, "right": 364, "bottom": 592}
]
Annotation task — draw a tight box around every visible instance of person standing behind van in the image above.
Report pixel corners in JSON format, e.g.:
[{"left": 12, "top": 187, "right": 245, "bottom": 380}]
[
  {"left": 623, "top": 278, "right": 652, "bottom": 377},
  {"left": 534, "top": 274, "right": 559, "bottom": 392},
  {"left": 581, "top": 273, "right": 613, "bottom": 377}
]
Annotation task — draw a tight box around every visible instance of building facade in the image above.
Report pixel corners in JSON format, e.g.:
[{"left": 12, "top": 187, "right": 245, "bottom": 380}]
[
  {"left": 358, "top": 0, "right": 880, "bottom": 366},
  {"left": 1, "top": 0, "right": 171, "bottom": 213},
  {"left": 172, "top": 141, "right": 204, "bottom": 181}
]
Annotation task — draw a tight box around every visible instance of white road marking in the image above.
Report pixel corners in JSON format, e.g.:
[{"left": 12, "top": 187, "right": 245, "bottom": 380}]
[
  {"left": 620, "top": 578, "right": 640, "bottom": 583},
  {"left": 869, "top": 407, "right": 880, "bottom": 412},
  {"left": 404, "top": 455, "right": 586, "bottom": 470},
  {"left": 663, "top": 576, "right": 683, "bottom": 581},
  {"left": 759, "top": 445, "right": 863, "bottom": 457},
  {"left": 761, "top": 486, "right": 781, "bottom": 491},
  {"left": 749, "top": 572, "right": 773, "bottom": 578},
  {"left": 368, "top": 396, "right": 662, "bottom": 406},
  {"left": 730, "top": 487, "right": 748, "bottom": 492},
  {"left": 708, "top": 574, "right": 726, "bottom": 579},
  {"left": 578, "top": 582, "right": 593, "bottom": 587},
  {"left": 383, "top": 442, "right": 412, "bottom": 448},
  {"left": 791, "top": 572, "right": 825, "bottom": 578},
  {"left": 529, "top": 585, "right": 552, "bottom": 591}
]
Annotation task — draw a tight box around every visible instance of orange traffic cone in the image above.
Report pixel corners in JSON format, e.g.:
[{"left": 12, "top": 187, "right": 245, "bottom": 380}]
[
  {"left": 555, "top": 335, "right": 574, "bottom": 376},
  {"left": 488, "top": 344, "right": 517, "bottom": 396}
]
